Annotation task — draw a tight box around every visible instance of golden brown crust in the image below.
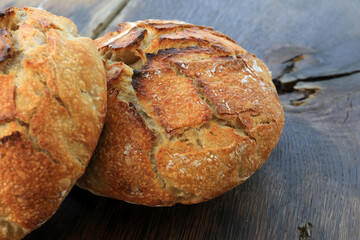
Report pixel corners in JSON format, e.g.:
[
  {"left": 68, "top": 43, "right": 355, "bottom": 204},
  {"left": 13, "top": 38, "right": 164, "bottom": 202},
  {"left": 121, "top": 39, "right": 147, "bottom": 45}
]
[
  {"left": 80, "top": 20, "right": 284, "bottom": 206},
  {"left": 0, "top": 7, "right": 106, "bottom": 239},
  {"left": 133, "top": 67, "right": 212, "bottom": 134},
  {"left": 0, "top": 75, "right": 15, "bottom": 122},
  {"left": 157, "top": 123, "right": 258, "bottom": 201},
  {"left": 0, "top": 132, "right": 69, "bottom": 229}
]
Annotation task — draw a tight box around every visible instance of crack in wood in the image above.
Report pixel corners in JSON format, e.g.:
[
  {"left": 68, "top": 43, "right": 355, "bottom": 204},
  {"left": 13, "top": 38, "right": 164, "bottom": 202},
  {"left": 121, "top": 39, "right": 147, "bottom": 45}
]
[
  {"left": 277, "top": 69, "right": 360, "bottom": 93},
  {"left": 275, "top": 54, "right": 360, "bottom": 106},
  {"left": 274, "top": 51, "right": 360, "bottom": 93},
  {"left": 289, "top": 88, "right": 319, "bottom": 106}
]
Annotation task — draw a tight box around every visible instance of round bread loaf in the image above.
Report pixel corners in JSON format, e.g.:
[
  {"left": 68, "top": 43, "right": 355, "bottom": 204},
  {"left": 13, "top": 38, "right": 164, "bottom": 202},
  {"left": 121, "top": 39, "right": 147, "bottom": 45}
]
[
  {"left": 0, "top": 7, "right": 106, "bottom": 239},
  {"left": 78, "top": 20, "right": 284, "bottom": 206}
]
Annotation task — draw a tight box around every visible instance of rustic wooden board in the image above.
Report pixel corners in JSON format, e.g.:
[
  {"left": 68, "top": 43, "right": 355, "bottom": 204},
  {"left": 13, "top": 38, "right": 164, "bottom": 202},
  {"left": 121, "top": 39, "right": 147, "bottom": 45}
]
[
  {"left": 0, "top": 0, "right": 128, "bottom": 37},
  {"left": 2, "top": 0, "right": 359, "bottom": 239}
]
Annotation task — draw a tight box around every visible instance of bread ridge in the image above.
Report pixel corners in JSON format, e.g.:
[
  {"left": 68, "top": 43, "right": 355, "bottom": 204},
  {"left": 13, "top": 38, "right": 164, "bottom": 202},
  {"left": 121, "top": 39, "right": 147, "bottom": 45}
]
[
  {"left": 0, "top": 7, "right": 106, "bottom": 239},
  {"left": 78, "top": 20, "right": 284, "bottom": 206}
]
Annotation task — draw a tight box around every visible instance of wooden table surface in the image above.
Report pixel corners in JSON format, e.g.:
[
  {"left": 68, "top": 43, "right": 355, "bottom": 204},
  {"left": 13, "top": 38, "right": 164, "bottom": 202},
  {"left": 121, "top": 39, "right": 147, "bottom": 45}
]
[{"left": 2, "top": 0, "right": 360, "bottom": 239}]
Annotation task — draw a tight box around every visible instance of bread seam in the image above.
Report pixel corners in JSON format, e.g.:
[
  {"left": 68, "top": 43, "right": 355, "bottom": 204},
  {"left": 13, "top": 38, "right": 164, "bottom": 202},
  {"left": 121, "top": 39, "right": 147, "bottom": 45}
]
[
  {"left": 109, "top": 65, "right": 171, "bottom": 192},
  {"left": 135, "top": 107, "right": 168, "bottom": 190}
]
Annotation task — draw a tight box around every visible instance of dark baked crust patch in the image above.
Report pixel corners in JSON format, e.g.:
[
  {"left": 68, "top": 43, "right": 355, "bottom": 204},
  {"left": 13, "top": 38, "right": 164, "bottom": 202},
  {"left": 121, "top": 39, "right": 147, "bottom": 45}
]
[{"left": 0, "top": 29, "right": 12, "bottom": 64}]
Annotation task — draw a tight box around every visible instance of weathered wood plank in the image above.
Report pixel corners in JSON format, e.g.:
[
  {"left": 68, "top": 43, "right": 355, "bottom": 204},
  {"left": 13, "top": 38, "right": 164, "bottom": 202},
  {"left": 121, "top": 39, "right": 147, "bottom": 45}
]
[{"left": 0, "top": 0, "right": 129, "bottom": 38}]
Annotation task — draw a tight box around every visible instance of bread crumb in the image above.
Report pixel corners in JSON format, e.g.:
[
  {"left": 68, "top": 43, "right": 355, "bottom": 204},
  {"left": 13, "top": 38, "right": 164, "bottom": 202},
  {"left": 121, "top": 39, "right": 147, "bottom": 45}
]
[
  {"left": 193, "top": 160, "right": 201, "bottom": 167},
  {"left": 155, "top": 70, "right": 162, "bottom": 76},
  {"left": 143, "top": 72, "right": 150, "bottom": 78},
  {"left": 252, "top": 60, "right": 263, "bottom": 73},
  {"left": 61, "top": 190, "right": 67, "bottom": 197},
  {"left": 218, "top": 65, "right": 225, "bottom": 72},
  {"left": 241, "top": 76, "right": 249, "bottom": 84},
  {"left": 166, "top": 160, "right": 174, "bottom": 170},
  {"left": 123, "top": 143, "right": 132, "bottom": 155},
  {"left": 224, "top": 101, "right": 231, "bottom": 112},
  {"left": 180, "top": 62, "right": 188, "bottom": 69}
]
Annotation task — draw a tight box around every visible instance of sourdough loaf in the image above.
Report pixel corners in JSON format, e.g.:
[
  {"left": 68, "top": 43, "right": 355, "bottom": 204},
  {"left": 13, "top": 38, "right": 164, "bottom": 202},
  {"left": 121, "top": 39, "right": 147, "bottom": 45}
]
[
  {"left": 0, "top": 7, "right": 106, "bottom": 239},
  {"left": 78, "top": 20, "right": 284, "bottom": 206}
]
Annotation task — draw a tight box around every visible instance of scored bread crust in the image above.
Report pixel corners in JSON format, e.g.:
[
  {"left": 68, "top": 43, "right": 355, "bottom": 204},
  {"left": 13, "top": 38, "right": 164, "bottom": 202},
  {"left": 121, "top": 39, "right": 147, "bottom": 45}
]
[
  {"left": 78, "top": 20, "right": 284, "bottom": 206},
  {"left": 0, "top": 7, "right": 106, "bottom": 240}
]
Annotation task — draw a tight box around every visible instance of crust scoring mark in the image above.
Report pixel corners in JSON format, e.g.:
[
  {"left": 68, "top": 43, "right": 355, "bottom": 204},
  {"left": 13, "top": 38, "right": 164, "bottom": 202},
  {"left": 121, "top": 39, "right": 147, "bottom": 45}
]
[
  {"left": 105, "top": 67, "right": 170, "bottom": 192},
  {"left": 168, "top": 57, "right": 267, "bottom": 172},
  {"left": 169, "top": 56, "right": 258, "bottom": 139},
  {"left": 130, "top": 104, "right": 169, "bottom": 190}
]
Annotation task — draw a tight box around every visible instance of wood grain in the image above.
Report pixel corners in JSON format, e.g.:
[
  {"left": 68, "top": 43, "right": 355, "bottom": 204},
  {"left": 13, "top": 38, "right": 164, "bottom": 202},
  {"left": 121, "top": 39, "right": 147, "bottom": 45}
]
[
  {"left": 0, "top": 0, "right": 129, "bottom": 37},
  {"left": 1, "top": 0, "right": 359, "bottom": 239}
]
